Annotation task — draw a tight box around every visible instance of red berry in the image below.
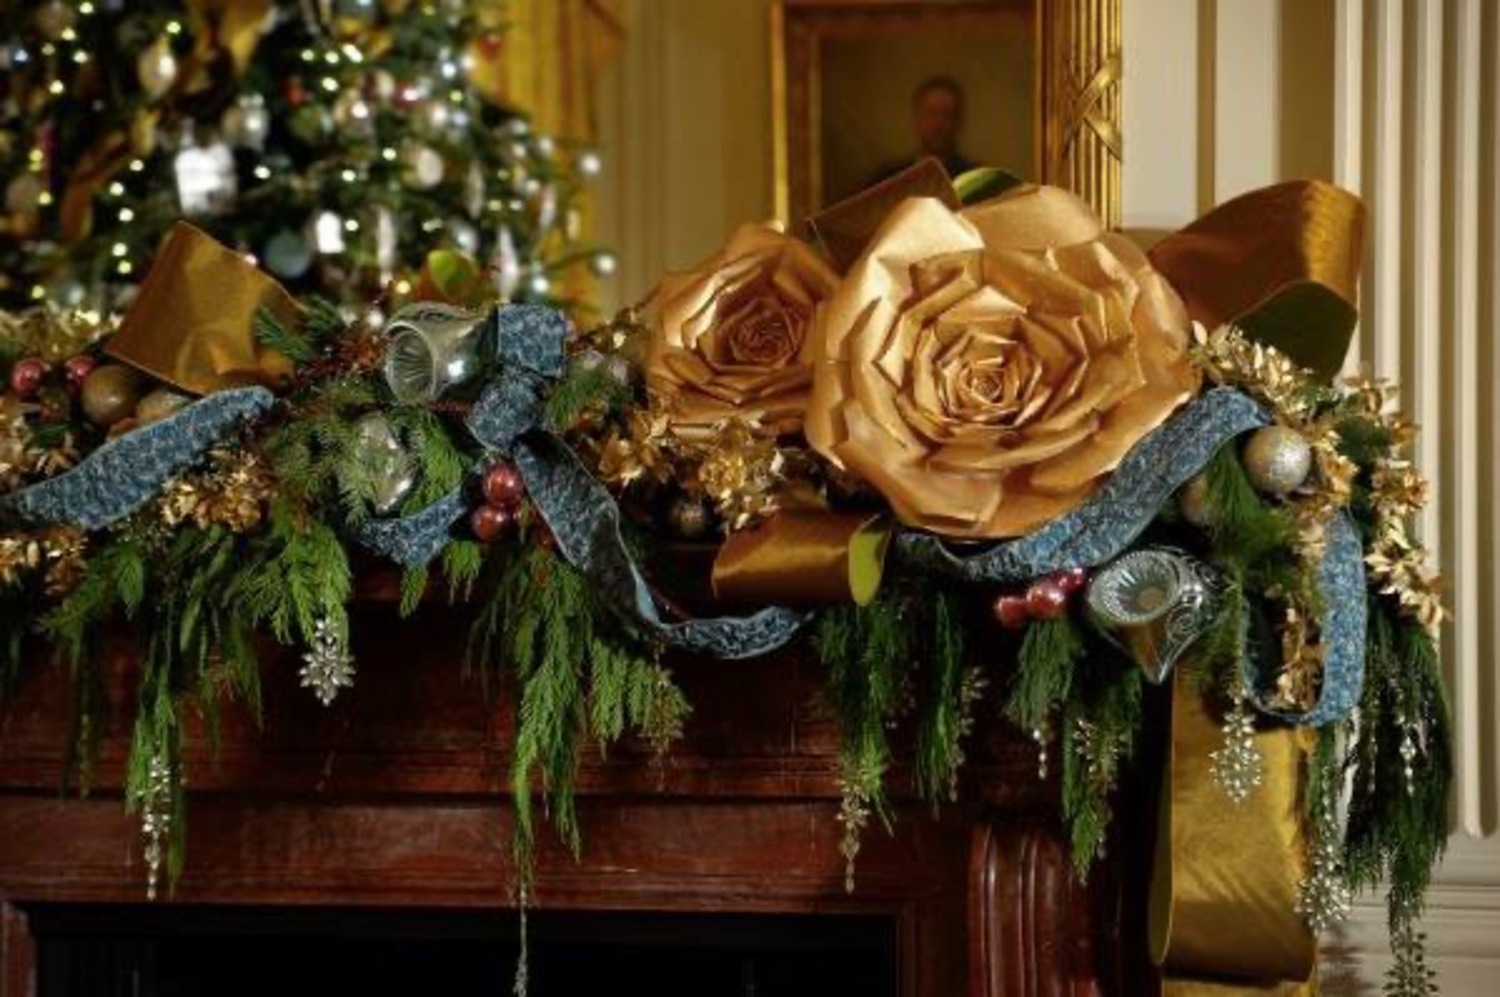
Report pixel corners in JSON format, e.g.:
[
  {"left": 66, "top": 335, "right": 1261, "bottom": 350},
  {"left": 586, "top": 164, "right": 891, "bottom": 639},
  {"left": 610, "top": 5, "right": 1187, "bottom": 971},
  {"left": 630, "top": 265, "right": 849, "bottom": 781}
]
[
  {"left": 1024, "top": 580, "right": 1069, "bottom": 619},
  {"left": 64, "top": 355, "right": 96, "bottom": 387},
  {"left": 482, "top": 461, "right": 525, "bottom": 507},
  {"left": 1053, "top": 567, "right": 1089, "bottom": 595},
  {"left": 469, "top": 503, "right": 515, "bottom": 543},
  {"left": 9, "top": 357, "right": 47, "bottom": 397},
  {"left": 534, "top": 519, "right": 557, "bottom": 551},
  {"left": 992, "top": 593, "right": 1030, "bottom": 629}
]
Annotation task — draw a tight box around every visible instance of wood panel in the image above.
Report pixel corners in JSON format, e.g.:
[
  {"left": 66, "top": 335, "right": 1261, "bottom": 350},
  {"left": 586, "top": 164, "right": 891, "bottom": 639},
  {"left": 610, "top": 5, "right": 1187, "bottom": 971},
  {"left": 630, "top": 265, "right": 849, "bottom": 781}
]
[{"left": 0, "top": 600, "right": 1136, "bottom": 995}]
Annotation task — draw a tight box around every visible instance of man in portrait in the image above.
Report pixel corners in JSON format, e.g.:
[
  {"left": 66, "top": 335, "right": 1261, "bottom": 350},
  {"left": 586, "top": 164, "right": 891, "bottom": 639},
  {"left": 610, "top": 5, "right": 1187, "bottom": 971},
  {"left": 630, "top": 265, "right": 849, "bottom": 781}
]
[{"left": 872, "top": 75, "right": 978, "bottom": 185}]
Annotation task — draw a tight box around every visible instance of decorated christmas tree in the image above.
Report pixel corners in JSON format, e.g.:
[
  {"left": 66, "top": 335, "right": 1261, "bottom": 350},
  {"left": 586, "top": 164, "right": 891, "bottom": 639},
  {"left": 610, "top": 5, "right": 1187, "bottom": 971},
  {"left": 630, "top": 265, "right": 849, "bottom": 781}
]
[{"left": 0, "top": 0, "right": 606, "bottom": 313}]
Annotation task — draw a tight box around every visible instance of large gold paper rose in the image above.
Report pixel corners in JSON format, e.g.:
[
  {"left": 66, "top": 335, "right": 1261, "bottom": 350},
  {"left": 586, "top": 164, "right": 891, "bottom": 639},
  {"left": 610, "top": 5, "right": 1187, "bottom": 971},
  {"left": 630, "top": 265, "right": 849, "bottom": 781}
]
[
  {"left": 806, "top": 185, "right": 1201, "bottom": 538},
  {"left": 647, "top": 224, "right": 839, "bottom": 438}
]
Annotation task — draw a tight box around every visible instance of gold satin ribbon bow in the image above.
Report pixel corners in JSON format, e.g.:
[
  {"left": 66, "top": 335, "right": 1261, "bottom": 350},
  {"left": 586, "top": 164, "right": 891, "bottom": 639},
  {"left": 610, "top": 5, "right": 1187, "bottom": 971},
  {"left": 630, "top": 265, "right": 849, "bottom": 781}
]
[{"left": 712, "top": 511, "right": 890, "bottom": 608}]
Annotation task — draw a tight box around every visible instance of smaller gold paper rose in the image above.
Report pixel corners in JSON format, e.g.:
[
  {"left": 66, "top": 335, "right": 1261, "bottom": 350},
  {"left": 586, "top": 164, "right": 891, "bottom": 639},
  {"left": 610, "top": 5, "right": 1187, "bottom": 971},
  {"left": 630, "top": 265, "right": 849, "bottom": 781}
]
[
  {"left": 806, "top": 185, "right": 1201, "bottom": 538},
  {"left": 647, "top": 224, "right": 838, "bottom": 438}
]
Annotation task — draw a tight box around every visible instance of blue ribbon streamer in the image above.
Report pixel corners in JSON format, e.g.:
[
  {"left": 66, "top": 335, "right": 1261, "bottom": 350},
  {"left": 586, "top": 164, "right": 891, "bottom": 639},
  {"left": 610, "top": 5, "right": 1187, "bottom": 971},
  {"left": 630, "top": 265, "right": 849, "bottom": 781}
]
[
  {"left": 896, "top": 388, "right": 1270, "bottom": 581},
  {"left": 0, "top": 386, "right": 275, "bottom": 531},
  {"left": 353, "top": 305, "right": 805, "bottom": 659}
]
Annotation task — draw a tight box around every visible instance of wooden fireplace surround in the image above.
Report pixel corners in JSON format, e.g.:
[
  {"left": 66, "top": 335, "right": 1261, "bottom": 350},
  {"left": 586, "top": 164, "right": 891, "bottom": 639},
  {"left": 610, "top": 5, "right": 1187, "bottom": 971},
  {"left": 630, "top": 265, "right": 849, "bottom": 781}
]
[{"left": 0, "top": 598, "right": 1151, "bottom": 995}]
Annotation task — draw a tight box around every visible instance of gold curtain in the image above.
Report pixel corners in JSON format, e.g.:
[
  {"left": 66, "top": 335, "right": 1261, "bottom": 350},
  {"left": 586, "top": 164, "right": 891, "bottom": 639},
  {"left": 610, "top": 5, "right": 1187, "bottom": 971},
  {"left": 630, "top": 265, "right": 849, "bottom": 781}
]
[{"left": 471, "top": 0, "right": 626, "bottom": 144}]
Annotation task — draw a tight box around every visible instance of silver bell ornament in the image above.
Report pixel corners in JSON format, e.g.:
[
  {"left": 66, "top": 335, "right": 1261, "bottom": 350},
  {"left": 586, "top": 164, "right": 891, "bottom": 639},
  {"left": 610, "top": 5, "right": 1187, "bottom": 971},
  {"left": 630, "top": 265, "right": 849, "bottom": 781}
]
[
  {"left": 381, "top": 302, "right": 490, "bottom": 404},
  {"left": 351, "top": 413, "right": 417, "bottom": 515},
  {"left": 1242, "top": 425, "right": 1312, "bottom": 497},
  {"left": 1086, "top": 549, "right": 1216, "bottom": 684}
]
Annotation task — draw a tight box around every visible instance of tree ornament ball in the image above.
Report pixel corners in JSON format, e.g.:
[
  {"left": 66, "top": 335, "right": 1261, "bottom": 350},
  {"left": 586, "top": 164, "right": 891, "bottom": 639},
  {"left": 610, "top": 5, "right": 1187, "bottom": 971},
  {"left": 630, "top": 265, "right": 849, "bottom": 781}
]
[
  {"left": 34, "top": 0, "right": 76, "bottom": 40},
  {"left": 992, "top": 593, "right": 1029, "bottom": 630},
  {"left": 136, "top": 388, "right": 192, "bottom": 426},
  {"left": 1053, "top": 567, "right": 1089, "bottom": 596},
  {"left": 64, "top": 355, "right": 96, "bottom": 388},
  {"left": 1242, "top": 425, "right": 1312, "bottom": 496},
  {"left": 1177, "top": 473, "right": 1214, "bottom": 527},
  {"left": 80, "top": 364, "right": 143, "bottom": 426},
  {"left": 669, "top": 497, "right": 711, "bottom": 540},
  {"left": 1024, "top": 579, "right": 1069, "bottom": 620},
  {"left": 470, "top": 503, "right": 515, "bottom": 543},
  {"left": 136, "top": 39, "right": 180, "bottom": 100},
  {"left": 8, "top": 357, "right": 47, "bottom": 398},
  {"left": 482, "top": 462, "right": 525, "bottom": 508}
]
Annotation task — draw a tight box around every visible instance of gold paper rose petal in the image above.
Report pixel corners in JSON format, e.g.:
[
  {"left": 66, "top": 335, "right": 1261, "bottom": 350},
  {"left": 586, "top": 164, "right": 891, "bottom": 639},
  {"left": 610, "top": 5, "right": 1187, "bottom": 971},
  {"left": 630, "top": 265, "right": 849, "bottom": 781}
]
[
  {"left": 806, "top": 185, "right": 1200, "bottom": 539},
  {"left": 648, "top": 224, "right": 839, "bottom": 440}
]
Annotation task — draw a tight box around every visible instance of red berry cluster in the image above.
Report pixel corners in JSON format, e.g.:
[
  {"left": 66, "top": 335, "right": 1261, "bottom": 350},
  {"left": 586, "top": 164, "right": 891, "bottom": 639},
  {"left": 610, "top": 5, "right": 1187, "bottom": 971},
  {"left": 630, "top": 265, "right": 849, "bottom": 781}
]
[
  {"left": 469, "top": 460, "right": 526, "bottom": 542},
  {"left": 991, "top": 567, "right": 1089, "bottom": 629},
  {"left": 8, "top": 354, "right": 95, "bottom": 423}
]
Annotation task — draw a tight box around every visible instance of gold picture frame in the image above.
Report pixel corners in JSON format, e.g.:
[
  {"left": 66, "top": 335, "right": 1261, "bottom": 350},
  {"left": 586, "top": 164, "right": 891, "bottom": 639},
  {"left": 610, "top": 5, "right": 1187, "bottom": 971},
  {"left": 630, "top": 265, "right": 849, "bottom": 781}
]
[{"left": 772, "top": 0, "right": 1121, "bottom": 227}]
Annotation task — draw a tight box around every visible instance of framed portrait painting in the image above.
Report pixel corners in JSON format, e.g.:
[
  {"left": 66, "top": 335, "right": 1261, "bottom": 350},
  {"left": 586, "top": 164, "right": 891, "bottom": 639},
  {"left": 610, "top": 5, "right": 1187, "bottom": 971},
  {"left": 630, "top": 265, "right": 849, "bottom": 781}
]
[{"left": 772, "top": 0, "right": 1121, "bottom": 226}]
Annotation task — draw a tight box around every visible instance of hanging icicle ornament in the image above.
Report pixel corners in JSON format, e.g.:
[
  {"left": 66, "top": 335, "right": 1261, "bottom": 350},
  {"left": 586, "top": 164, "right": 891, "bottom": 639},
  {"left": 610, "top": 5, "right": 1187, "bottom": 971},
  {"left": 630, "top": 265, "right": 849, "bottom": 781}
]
[
  {"left": 1033, "top": 718, "right": 1052, "bottom": 780},
  {"left": 136, "top": 753, "right": 174, "bottom": 900},
  {"left": 1209, "top": 687, "right": 1263, "bottom": 803},
  {"left": 300, "top": 614, "right": 355, "bottom": 705},
  {"left": 1294, "top": 801, "right": 1353, "bottom": 933},
  {"left": 1397, "top": 709, "right": 1423, "bottom": 796}
]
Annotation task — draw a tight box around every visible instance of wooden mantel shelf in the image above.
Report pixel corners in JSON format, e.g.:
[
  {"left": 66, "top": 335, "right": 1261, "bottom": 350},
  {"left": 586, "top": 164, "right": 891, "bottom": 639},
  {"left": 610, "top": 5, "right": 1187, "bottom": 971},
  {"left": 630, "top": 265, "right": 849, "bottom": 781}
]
[{"left": 0, "top": 599, "right": 1146, "bottom": 996}]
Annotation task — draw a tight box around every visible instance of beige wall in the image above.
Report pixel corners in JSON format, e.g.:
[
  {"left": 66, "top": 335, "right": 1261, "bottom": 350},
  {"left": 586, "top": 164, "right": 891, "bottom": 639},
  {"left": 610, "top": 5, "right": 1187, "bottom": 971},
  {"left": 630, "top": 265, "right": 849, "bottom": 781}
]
[{"left": 594, "top": 2, "right": 1500, "bottom": 990}]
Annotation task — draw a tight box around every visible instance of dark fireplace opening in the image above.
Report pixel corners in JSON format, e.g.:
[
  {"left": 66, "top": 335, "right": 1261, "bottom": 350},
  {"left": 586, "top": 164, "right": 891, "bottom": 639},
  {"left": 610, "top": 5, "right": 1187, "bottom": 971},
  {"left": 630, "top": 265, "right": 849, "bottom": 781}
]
[{"left": 24, "top": 903, "right": 898, "bottom": 997}]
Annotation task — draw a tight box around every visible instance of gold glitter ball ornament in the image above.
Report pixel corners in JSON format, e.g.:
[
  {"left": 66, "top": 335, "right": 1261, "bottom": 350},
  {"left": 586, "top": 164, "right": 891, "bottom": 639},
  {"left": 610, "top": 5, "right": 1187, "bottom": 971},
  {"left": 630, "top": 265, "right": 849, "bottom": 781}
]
[{"left": 1241, "top": 425, "right": 1312, "bottom": 497}]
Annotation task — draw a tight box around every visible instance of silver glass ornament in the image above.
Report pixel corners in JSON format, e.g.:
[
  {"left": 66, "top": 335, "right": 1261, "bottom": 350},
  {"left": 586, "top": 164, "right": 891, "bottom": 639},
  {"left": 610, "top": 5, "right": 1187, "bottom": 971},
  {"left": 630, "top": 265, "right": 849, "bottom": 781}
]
[
  {"left": 136, "top": 39, "right": 179, "bottom": 99},
  {"left": 1086, "top": 548, "right": 1215, "bottom": 684},
  {"left": 402, "top": 142, "right": 445, "bottom": 191},
  {"left": 173, "top": 136, "right": 238, "bottom": 216},
  {"left": 310, "top": 209, "right": 347, "bottom": 255},
  {"left": 373, "top": 205, "right": 398, "bottom": 279},
  {"left": 381, "top": 302, "right": 489, "bottom": 404},
  {"left": 1241, "top": 425, "right": 1312, "bottom": 496},
  {"left": 264, "top": 229, "right": 313, "bottom": 279},
  {"left": 352, "top": 413, "right": 416, "bottom": 515},
  {"left": 221, "top": 93, "right": 271, "bottom": 150},
  {"left": 491, "top": 226, "right": 521, "bottom": 300}
]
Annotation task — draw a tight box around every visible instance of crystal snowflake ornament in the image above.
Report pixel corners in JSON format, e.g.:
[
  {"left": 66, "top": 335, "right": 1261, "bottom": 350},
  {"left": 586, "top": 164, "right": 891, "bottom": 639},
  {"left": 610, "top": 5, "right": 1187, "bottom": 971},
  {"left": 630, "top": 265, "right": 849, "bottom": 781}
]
[
  {"left": 1295, "top": 803, "right": 1354, "bottom": 933},
  {"left": 300, "top": 614, "right": 355, "bottom": 706},
  {"left": 1209, "top": 688, "right": 1264, "bottom": 803}
]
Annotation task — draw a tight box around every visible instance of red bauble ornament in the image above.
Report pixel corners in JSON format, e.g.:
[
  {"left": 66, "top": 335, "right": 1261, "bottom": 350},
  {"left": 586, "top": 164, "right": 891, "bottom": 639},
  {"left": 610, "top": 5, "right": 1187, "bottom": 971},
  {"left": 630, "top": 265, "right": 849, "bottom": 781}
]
[
  {"left": 1024, "top": 579, "right": 1069, "bottom": 619},
  {"left": 482, "top": 461, "right": 525, "bottom": 507},
  {"left": 992, "top": 593, "right": 1030, "bottom": 630},
  {"left": 9, "top": 357, "right": 47, "bottom": 397},
  {"left": 469, "top": 503, "right": 515, "bottom": 543},
  {"left": 1053, "top": 567, "right": 1089, "bottom": 595},
  {"left": 64, "top": 355, "right": 96, "bottom": 390}
]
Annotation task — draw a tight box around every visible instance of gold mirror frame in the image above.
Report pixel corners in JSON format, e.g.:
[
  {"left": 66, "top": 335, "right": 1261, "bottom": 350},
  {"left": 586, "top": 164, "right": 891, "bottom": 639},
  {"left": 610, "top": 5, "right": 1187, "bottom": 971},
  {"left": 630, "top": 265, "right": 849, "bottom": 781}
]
[{"left": 772, "top": 0, "right": 1121, "bottom": 228}]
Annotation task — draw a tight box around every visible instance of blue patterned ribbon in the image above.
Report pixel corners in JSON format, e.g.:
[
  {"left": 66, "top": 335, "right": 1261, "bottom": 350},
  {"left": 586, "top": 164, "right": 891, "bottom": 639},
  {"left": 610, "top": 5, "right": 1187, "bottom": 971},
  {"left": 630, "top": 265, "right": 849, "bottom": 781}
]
[
  {"left": 896, "top": 388, "right": 1270, "bottom": 581},
  {"left": 0, "top": 387, "right": 275, "bottom": 531},
  {"left": 354, "top": 305, "right": 805, "bottom": 659}
]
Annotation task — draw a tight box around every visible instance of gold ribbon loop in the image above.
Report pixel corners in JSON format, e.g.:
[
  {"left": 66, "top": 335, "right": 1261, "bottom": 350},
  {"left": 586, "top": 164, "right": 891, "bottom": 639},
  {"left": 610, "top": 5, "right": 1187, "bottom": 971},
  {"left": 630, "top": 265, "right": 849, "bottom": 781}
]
[
  {"left": 1148, "top": 180, "right": 1364, "bottom": 379},
  {"left": 1150, "top": 671, "right": 1316, "bottom": 993},
  {"left": 106, "top": 222, "right": 300, "bottom": 395},
  {"left": 711, "top": 511, "right": 890, "bottom": 608}
]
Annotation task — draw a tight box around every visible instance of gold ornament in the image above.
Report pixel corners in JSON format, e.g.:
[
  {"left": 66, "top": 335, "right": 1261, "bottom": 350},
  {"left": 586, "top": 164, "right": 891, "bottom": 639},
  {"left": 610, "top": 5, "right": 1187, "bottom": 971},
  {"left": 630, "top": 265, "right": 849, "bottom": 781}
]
[
  {"left": 137, "top": 39, "right": 180, "bottom": 100},
  {"left": 159, "top": 448, "right": 276, "bottom": 534},
  {"left": 690, "top": 419, "right": 784, "bottom": 532},
  {"left": 81, "top": 364, "right": 145, "bottom": 427},
  {"left": 1241, "top": 425, "right": 1312, "bottom": 497}
]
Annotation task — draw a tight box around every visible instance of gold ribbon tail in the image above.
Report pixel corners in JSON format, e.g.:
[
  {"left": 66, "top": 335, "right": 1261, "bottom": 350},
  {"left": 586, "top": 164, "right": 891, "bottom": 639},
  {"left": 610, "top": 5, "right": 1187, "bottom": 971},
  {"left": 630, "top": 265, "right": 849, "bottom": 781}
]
[
  {"left": 711, "top": 511, "right": 890, "bottom": 608},
  {"left": 106, "top": 222, "right": 300, "bottom": 395},
  {"left": 1149, "top": 671, "right": 1316, "bottom": 994},
  {"left": 1148, "top": 179, "right": 1365, "bottom": 380}
]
